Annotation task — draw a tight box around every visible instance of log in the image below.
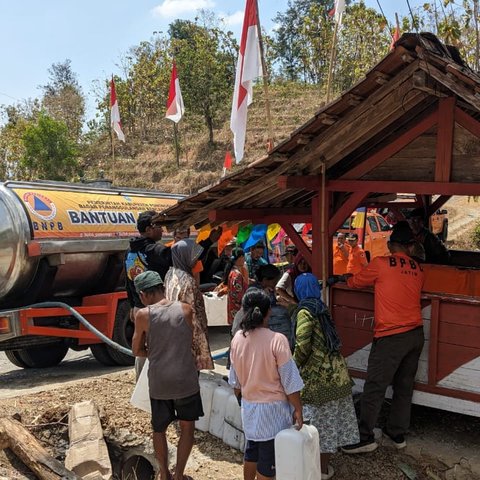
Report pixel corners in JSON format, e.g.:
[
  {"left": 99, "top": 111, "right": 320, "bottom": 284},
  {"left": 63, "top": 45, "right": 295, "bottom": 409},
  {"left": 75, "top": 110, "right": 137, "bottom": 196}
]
[{"left": 0, "top": 417, "right": 80, "bottom": 480}]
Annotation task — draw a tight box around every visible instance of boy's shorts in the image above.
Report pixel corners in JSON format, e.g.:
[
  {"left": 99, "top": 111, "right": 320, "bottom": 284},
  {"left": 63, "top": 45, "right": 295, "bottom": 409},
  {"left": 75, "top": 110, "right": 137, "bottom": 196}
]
[
  {"left": 244, "top": 439, "right": 276, "bottom": 478},
  {"left": 150, "top": 392, "right": 204, "bottom": 433}
]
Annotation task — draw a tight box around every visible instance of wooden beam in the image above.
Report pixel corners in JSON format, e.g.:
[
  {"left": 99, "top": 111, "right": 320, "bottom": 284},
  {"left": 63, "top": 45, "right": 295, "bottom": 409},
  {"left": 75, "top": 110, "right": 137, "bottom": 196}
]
[
  {"left": 341, "top": 109, "right": 438, "bottom": 180},
  {"left": 455, "top": 106, "right": 480, "bottom": 138},
  {"left": 435, "top": 97, "right": 456, "bottom": 182},
  {"left": 279, "top": 222, "right": 312, "bottom": 267},
  {"left": 419, "top": 61, "right": 480, "bottom": 112},
  {"left": 277, "top": 175, "right": 322, "bottom": 190},
  {"left": 327, "top": 180, "right": 480, "bottom": 196},
  {"left": 413, "top": 70, "right": 448, "bottom": 97},
  {"left": 209, "top": 207, "right": 311, "bottom": 223},
  {"left": 427, "top": 195, "right": 451, "bottom": 216},
  {"left": 328, "top": 191, "right": 370, "bottom": 237}
]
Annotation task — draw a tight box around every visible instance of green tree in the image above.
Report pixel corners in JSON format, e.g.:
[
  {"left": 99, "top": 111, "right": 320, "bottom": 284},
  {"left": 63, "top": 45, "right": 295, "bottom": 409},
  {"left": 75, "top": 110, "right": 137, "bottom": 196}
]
[
  {"left": 170, "top": 16, "right": 237, "bottom": 144},
  {"left": 21, "top": 112, "right": 79, "bottom": 181},
  {"left": 41, "top": 59, "right": 85, "bottom": 141}
]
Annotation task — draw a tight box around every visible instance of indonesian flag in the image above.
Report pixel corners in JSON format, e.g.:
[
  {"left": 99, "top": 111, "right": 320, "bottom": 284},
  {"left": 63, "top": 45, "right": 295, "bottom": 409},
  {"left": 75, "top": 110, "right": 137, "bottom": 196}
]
[
  {"left": 390, "top": 27, "right": 401, "bottom": 50},
  {"left": 230, "top": 0, "right": 262, "bottom": 164},
  {"left": 166, "top": 61, "right": 184, "bottom": 123},
  {"left": 222, "top": 151, "right": 233, "bottom": 176},
  {"left": 333, "top": 0, "right": 346, "bottom": 25},
  {"left": 110, "top": 78, "right": 125, "bottom": 142}
]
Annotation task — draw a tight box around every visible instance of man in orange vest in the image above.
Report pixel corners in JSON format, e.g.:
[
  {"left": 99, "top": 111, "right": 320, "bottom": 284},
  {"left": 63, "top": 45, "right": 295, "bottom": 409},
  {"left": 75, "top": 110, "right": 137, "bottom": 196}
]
[
  {"left": 341, "top": 221, "right": 425, "bottom": 454},
  {"left": 333, "top": 232, "right": 350, "bottom": 275},
  {"left": 346, "top": 233, "right": 368, "bottom": 274}
]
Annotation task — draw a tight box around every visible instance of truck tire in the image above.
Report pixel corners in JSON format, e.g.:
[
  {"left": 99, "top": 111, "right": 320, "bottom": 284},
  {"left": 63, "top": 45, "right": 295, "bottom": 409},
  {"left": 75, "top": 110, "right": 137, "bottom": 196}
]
[
  {"left": 106, "top": 300, "right": 135, "bottom": 366},
  {"left": 90, "top": 344, "right": 118, "bottom": 366},
  {"left": 4, "top": 350, "right": 31, "bottom": 368},
  {"left": 16, "top": 344, "right": 69, "bottom": 368}
]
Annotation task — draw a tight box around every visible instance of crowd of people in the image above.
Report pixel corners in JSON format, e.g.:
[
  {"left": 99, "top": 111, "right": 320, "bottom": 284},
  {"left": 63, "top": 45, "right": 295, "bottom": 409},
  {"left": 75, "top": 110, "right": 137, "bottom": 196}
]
[{"left": 126, "top": 208, "right": 447, "bottom": 480}]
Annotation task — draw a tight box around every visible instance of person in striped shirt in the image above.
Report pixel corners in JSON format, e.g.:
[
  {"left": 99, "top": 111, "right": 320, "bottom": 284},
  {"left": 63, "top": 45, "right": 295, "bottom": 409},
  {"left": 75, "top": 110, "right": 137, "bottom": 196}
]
[{"left": 229, "top": 289, "right": 304, "bottom": 480}]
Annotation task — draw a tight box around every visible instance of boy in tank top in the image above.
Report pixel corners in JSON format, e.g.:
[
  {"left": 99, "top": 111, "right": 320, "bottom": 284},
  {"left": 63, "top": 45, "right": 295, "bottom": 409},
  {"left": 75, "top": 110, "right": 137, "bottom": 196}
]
[{"left": 133, "top": 271, "right": 203, "bottom": 480}]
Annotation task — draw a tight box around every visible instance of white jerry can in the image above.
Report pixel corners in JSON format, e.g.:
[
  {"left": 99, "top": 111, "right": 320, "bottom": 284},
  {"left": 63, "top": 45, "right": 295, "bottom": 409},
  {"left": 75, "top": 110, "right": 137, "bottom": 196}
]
[
  {"left": 222, "top": 393, "right": 245, "bottom": 451},
  {"left": 195, "top": 378, "right": 220, "bottom": 432},
  {"left": 130, "top": 358, "right": 151, "bottom": 413},
  {"left": 209, "top": 386, "right": 231, "bottom": 438},
  {"left": 275, "top": 425, "right": 321, "bottom": 480}
]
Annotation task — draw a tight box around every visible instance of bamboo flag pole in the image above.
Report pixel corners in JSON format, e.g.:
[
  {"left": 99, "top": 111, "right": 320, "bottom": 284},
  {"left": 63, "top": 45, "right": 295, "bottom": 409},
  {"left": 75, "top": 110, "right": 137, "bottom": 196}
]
[
  {"left": 173, "top": 122, "right": 180, "bottom": 167},
  {"left": 255, "top": 0, "right": 274, "bottom": 151},
  {"left": 326, "top": 19, "right": 340, "bottom": 104},
  {"left": 395, "top": 12, "right": 400, "bottom": 33},
  {"left": 110, "top": 119, "right": 115, "bottom": 184}
]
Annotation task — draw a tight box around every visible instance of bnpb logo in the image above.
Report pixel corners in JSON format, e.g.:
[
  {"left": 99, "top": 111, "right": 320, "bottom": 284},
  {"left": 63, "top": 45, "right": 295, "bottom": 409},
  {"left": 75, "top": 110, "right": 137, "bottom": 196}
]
[{"left": 23, "top": 192, "right": 57, "bottom": 221}]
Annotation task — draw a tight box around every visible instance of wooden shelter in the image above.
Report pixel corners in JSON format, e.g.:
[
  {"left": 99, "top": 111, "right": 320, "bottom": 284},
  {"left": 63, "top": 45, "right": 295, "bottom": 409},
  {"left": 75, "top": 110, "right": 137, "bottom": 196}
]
[{"left": 159, "top": 33, "right": 480, "bottom": 416}]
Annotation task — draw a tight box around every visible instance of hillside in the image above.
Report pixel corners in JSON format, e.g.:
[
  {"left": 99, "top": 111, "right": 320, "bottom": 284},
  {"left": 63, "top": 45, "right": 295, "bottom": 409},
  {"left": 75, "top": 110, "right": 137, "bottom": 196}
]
[{"left": 97, "top": 83, "right": 324, "bottom": 194}]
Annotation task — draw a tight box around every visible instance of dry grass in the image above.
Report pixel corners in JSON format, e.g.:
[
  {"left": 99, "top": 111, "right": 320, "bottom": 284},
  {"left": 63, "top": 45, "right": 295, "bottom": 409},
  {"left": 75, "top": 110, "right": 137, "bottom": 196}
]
[{"left": 86, "top": 83, "right": 323, "bottom": 193}]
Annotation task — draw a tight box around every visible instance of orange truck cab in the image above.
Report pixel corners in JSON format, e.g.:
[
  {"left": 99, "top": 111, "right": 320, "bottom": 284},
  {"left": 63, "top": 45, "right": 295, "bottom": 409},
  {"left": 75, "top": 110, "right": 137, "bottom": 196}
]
[{"left": 338, "top": 210, "right": 391, "bottom": 261}]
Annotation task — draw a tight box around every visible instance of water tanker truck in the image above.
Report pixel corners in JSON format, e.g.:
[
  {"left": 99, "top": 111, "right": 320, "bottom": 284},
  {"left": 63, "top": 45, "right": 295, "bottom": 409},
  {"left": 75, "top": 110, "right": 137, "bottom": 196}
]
[{"left": 0, "top": 180, "right": 183, "bottom": 368}]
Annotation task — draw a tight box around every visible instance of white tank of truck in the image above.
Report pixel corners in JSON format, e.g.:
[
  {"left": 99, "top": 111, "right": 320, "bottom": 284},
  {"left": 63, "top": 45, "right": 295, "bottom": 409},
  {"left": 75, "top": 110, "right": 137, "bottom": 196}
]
[{"left": 0, "top": 180, "right": 183, "bottom": 309}]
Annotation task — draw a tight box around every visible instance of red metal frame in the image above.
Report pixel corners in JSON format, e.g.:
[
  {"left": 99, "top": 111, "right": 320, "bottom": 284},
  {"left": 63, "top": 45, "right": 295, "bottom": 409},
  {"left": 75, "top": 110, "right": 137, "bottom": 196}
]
[{"left": 18, "top": 292, "right": 125, "bottom": 346}]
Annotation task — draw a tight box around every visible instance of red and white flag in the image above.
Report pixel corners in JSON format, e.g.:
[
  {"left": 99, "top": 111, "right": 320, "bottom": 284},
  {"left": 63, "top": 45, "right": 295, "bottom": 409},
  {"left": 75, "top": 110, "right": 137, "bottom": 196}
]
[
  {"left": 332, "top": 0, "right": 346, "bottom": 25},
  {"left": 110, "top": 77, "right": 125, "bottom": 142},
  {"left": 222, "top": 151, "right": 233, "bottom": 176},
  {"left": 230, "top": 0, "right": 262, "bottom": 164},
  {"left": 166, "top": 61, "right": 184, "bottom": 123},
  {"left": 390, "top": 27, "right": 401, "bottom": 50}
]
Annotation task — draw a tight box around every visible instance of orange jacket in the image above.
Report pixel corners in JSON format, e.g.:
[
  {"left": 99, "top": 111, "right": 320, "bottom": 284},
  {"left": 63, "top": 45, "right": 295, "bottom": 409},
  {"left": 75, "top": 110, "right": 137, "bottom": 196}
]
[
  {"left": 347, "top": 245, "right": 368, "bottom": 274},
  {"left": 347, "top": 252, "right": 424, "bottom": 338},
  {"left": 333, "top": 243, "right": 350, "bottom": 275}
]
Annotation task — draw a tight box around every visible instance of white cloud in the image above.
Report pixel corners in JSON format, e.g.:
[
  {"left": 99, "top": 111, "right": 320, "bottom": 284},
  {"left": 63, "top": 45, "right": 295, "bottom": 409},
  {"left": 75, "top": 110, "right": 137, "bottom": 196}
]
[
  {"left": 219, "top": 10, "right": 244, "bottom": 26},
  {"left": 152, "top": 0, "right": 216, "bottom": 19}
]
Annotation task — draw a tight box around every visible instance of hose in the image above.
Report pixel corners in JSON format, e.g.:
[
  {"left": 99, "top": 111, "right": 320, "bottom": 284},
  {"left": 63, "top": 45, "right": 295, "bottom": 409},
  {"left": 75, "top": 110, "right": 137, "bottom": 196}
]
[
  {"left": 7, "top": 302, "right": 229, "bottom": 361},
  {"left": 18, "top": 302, "right": 134, "bottom": 357}
]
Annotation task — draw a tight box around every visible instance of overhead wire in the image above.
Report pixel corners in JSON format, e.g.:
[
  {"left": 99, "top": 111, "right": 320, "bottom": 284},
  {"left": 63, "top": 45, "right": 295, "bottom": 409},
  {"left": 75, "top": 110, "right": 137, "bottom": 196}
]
[{"left": 375, "top": 0, "right": 395, "bottom": 40}]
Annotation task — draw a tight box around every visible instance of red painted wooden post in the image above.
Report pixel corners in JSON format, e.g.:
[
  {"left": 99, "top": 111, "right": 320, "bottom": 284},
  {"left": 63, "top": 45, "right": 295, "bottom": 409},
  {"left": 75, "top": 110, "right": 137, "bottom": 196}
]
[
  {"left": 435, "top": 97, "right": 456, "bottom": 182},
  {"left": 455, "top": 106, "right": 480, "bottom": 139},
  {"left": 311, "top": 195, "right": 322, "bottom": 278}
]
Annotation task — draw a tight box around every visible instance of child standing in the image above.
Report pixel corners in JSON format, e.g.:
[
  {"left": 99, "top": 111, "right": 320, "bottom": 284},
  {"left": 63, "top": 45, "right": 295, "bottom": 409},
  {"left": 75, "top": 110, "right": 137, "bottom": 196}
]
[{"left": 229, "top": 289, "right": 304, "bottom": 480}]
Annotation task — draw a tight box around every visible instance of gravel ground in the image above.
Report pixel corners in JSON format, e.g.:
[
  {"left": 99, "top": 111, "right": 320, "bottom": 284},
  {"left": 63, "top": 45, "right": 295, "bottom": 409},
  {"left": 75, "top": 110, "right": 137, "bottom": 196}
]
[{"left": 1, "top": 369, "right": 479, "bottom": 480}]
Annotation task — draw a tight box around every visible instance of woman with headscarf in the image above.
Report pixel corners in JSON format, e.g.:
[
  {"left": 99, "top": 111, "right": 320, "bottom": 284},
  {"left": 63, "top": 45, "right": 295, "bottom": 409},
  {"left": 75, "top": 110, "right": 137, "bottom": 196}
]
[
  {"left": 275, "top": 254, "right": 311, "bottom": 306},
  {"left": 292, "top": 273, "right": 359, "bottom": 480},
  {"left": 165, "top": 239, "right": 214, "bottom": 371}
]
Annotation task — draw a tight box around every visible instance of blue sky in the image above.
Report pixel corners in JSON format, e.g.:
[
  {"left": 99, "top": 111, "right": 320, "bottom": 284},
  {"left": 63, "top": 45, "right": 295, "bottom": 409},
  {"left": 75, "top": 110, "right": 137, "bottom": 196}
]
[{"left": 0, "top": 0, "right": 418, "bottom": 121}]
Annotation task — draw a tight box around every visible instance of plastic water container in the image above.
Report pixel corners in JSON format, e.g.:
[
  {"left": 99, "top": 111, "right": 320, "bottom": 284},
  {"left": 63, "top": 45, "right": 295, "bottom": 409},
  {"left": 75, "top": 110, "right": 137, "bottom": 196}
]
[
  {"left": 195, "top": 378, "right": 220, "bottom": 432},
  {"left": 275, "top": 425, "right": 321, "bottom": 480},
  {"left": 222, "top": 393, "right": 245, "bottom": 451},
  {"left": 209, "top": 386, "right": 231, "bottom": 438},
  {"left": 130, "top": 359, "right": 151, "bottom": 413}
]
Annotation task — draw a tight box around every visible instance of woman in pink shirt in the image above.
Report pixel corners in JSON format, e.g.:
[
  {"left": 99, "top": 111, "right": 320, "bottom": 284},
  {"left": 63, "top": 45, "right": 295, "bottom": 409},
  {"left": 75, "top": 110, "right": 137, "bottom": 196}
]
[{"left": 229, "top": 289, "right": 304, "bottom": 480}]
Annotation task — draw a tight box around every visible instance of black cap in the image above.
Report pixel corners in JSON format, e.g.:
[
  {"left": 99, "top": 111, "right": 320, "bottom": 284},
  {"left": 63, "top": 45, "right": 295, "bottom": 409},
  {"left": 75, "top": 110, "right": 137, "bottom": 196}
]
[
  {"left": 137, "top": 211, "right": 157, "bottom": 233},
  {"left": 389, "top": 221, "right": 415, "bottom": 244},
  {"left": 347, "top": 233, "right": 359, "bottom": 240}
]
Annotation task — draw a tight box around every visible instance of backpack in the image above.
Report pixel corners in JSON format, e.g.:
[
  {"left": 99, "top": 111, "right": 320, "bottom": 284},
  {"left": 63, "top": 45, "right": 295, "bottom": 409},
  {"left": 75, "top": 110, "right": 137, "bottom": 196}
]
[{"left": 125, "top": 251, "right": 148, "bottom": 281}]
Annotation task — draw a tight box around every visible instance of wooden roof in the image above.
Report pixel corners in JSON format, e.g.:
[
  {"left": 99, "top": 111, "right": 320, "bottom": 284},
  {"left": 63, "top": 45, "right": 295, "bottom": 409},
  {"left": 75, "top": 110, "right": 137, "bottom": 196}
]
[{"left": 157, "top": 33, "right": 480, "bottom": 228}]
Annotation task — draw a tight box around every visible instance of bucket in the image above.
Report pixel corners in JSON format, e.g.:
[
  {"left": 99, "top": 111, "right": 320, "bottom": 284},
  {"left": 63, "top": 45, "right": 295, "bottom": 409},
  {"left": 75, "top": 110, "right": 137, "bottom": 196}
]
[
  {"left": 195, "top": 378, "right": 220, "bottom": 432},
  {"left": 275, "top": 425, "right": 321, "bottom": 480},
  {"left": 208, "top": 386, "right": 231, "bottom": 439},
  {"left": 222, "top": 393, "right": 244, "bottom": 451}
]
